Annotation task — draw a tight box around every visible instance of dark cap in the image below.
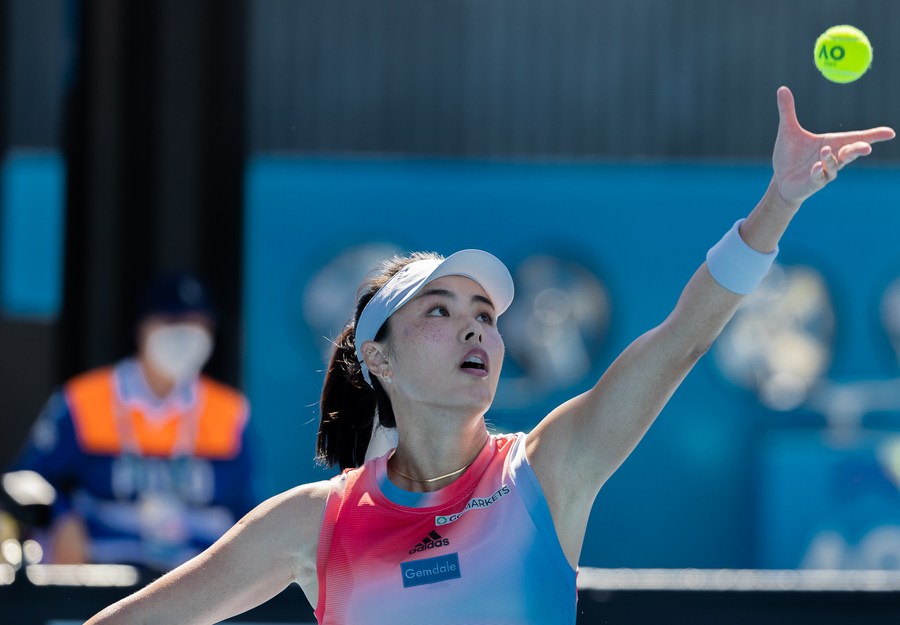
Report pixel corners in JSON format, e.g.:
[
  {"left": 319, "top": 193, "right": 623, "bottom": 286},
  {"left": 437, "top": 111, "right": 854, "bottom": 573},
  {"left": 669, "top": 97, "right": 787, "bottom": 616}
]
[{"left": 137, "top": 272, "right": 217, "bottom": 323}]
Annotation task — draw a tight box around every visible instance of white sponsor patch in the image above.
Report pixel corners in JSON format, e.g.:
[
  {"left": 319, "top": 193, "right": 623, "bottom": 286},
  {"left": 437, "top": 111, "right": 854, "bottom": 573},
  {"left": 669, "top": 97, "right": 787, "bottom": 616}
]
[{"left": 435, "top": 485, "right": 510, "bottom": 526}]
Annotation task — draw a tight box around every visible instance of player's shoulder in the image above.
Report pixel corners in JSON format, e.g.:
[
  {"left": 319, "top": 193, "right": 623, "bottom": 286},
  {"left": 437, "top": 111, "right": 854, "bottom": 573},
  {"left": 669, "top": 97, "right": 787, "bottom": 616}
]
[
  {"left": 231, "top": 481, "right": 331, "bottom": 559},
  {"left": 255, "top": 480, "right": 332, "bottom": 527}
]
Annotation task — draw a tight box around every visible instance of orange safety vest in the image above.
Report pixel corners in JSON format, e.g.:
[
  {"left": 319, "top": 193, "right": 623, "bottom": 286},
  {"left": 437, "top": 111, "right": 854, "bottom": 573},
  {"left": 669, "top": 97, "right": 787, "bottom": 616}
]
[{"left": 64, "top": 366, "right": 248, "bottom": 459}]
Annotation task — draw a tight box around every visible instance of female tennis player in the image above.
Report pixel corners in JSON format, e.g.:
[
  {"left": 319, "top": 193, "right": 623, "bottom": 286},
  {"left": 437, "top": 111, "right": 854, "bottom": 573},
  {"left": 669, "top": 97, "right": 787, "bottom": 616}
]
[{"left": 85, "top": 87, "right": 893, "bottom": 624}]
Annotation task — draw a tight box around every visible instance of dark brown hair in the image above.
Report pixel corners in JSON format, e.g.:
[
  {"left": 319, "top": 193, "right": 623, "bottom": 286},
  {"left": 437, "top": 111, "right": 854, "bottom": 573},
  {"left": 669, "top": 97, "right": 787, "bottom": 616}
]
[{"left": 316, "top": 251, "right": 442, "bottom": 469}]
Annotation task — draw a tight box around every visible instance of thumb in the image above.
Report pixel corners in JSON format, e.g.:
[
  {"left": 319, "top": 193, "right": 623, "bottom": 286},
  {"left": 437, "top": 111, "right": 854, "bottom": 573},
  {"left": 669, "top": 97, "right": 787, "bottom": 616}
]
[{"left": 776, "top": 86, "right": 800, "bottom": 131}]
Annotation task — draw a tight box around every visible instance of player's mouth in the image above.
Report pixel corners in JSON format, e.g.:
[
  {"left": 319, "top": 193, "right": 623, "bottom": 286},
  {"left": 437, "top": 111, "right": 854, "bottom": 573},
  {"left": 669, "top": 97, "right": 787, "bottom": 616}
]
[{"left": 459, "top": 349, "right": 489, "bottom": 377}]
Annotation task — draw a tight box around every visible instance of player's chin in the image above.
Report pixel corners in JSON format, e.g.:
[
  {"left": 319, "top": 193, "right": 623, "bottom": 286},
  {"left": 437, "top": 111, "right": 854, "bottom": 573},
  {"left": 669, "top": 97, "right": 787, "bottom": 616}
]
[{"left": 454, "top": 379, "right": 496, "bottom": 409}]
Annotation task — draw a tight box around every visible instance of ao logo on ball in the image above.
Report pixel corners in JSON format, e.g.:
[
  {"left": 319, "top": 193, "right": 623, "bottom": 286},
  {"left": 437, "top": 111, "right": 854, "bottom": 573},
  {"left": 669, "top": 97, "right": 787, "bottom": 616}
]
[{"left": 813, "top": 24, "right": 873, "bottom": 84}]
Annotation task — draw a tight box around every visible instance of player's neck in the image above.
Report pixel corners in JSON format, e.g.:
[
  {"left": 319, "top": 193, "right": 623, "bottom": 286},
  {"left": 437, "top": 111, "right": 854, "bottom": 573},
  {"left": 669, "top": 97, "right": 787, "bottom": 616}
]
[{"left": 389, "top": 421, "right": 489, "bottom": 492}]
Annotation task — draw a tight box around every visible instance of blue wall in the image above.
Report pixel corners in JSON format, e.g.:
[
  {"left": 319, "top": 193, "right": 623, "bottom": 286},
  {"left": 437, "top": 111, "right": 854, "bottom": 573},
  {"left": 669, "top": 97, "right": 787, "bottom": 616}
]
[
  {"left": 0, "top": 151, "right": 66, "bottom": 318},
  {"left": 243, "top": 157, "right": 900, "bottom": 568}
]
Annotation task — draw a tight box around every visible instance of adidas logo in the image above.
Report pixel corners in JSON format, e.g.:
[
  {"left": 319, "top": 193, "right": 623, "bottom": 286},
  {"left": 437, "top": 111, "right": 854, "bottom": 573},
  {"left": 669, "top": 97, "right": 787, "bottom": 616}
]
[{"left": 408, "top": 530, "right": 450, "bottom": 554}]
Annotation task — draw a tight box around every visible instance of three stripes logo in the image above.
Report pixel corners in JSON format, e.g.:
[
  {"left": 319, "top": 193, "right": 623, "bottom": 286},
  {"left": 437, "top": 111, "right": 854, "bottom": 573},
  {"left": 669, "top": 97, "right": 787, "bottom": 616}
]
[{"left": 408, "top": 530, "right": 450, "bottom": 554}]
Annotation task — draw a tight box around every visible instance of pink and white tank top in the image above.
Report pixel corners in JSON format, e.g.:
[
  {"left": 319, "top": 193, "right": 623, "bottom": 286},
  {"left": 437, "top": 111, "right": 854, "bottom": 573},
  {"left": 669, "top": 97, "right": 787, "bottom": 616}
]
[{"left": 315, "top": 433, "right": 577, "bottom": 624}]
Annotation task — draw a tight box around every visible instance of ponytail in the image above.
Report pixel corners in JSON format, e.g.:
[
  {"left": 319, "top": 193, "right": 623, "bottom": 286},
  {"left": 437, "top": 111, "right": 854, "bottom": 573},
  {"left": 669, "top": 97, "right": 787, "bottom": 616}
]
[
  {"left": 317, "top": 252, "right": 443, "bottom": 469},
  {"left": 316, "top": 324, "right": 372, "bottom": 469},
  {"left": 317, "top": 322, "right": 395, "bottom": 469}
]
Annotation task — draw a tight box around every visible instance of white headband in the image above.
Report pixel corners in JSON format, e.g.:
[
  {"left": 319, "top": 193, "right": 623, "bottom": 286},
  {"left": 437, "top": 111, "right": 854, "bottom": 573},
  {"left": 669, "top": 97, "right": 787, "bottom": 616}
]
[{"left": 355, "top": 249, "right": 514, "bottom": 386}]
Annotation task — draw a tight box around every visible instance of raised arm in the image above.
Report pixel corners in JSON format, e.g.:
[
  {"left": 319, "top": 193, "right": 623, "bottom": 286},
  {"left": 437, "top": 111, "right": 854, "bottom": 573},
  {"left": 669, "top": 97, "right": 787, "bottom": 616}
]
[
  {"left": 84, "top": 482, "right": 329, "bottom": 625},
  {"left": 527, "top": 86, "right": 895, "bottom": 567}
]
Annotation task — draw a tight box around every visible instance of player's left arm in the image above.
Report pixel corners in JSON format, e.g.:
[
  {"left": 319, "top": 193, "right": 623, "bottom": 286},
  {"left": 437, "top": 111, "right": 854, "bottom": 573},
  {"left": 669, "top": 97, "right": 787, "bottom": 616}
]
[{"left": 526, "top": 86, "right": 895, "bottom": 568}]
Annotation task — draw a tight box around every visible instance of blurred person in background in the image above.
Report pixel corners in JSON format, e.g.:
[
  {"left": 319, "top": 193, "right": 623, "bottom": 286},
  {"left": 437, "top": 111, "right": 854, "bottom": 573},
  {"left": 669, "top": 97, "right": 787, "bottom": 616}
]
[
  {"left": 7, "top": 272, "right": 256, "bottom": 574},
  {"left": 83, "top": 88, "right": 893, "bottom": 624}
]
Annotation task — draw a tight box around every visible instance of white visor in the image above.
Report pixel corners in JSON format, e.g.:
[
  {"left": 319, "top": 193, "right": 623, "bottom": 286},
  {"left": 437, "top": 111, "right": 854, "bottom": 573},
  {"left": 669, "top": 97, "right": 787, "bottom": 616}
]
[{"left": 355, "top": 249, "right": 514, "bottom": 386}]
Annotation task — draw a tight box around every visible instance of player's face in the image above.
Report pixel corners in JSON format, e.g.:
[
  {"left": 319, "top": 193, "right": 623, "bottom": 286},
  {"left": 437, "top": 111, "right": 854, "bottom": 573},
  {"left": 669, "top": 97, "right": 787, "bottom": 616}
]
[{"left": 381, "top": 275, "right": 504, "bottom": 416}]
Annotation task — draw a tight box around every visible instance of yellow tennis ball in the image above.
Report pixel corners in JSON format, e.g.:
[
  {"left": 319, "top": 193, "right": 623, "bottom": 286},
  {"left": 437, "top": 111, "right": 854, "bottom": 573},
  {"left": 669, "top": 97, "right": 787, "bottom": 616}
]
[{"left": 814, "top": 25, "right": 873, "bottom": 83}]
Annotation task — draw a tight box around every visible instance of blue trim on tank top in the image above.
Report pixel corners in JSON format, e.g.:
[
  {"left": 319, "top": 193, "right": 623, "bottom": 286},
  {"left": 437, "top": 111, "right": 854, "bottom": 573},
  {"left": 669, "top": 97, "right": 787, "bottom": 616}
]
[{"left": 376, "top": 469, "right": 435, "bottom": 507}]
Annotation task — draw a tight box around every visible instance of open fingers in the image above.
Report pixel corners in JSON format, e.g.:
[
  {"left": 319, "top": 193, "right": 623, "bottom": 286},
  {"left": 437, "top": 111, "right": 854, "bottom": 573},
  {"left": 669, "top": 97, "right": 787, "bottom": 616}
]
[
  {"left": 777, "top": 86, "right": 895, "bottom": 146},
  {"left": 815, "top": 139, "right": 882, "bottom": 184}
]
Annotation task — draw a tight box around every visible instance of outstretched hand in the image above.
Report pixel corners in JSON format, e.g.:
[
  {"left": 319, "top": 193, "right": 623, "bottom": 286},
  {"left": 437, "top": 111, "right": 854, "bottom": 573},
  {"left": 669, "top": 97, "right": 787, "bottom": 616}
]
[{"left": 772, "top": 86, "right": 895, "bottom": 205}]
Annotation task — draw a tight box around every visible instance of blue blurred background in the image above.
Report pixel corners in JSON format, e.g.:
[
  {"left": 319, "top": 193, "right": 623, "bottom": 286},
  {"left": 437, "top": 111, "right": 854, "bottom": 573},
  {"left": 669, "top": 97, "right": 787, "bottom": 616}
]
[{"left": 3, "top": 0, "right": 900, "bottom": 577}]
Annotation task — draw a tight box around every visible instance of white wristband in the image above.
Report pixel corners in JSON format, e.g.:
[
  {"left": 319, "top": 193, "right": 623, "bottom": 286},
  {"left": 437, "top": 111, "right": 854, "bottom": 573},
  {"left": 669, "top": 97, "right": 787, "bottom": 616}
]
[{"left": 706, "top": 219, "right": 778, "bottom": 295}]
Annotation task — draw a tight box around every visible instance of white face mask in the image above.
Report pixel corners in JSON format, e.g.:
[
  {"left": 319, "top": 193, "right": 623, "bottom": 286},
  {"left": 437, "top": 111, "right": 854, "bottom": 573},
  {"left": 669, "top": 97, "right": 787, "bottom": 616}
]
[{"left": 144, "top": 324, "right": 213, "bottom": 384}]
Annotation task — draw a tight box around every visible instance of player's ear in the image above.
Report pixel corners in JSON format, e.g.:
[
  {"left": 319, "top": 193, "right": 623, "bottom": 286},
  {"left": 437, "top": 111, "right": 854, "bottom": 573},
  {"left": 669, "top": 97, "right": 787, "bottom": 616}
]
[{"left": 360, "top": 340, "right": 389, "bottom": 375}]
